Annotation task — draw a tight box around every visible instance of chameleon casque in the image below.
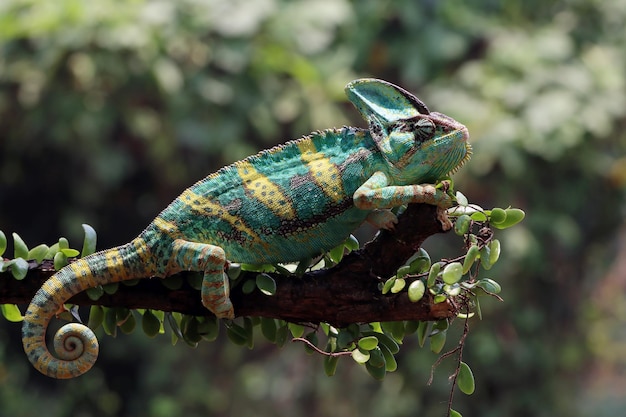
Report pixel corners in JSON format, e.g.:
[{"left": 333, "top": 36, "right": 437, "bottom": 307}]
[{"left": 22, "top": 79, "right": 471, "bottom": 379}]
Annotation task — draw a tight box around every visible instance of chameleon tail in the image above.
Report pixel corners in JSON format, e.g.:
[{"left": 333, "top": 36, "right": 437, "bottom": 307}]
[{"left": 22, "top": 238, "right": 155, "bottom": 379}]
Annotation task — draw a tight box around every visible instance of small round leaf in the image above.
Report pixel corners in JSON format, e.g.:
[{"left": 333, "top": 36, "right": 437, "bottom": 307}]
[
  {"left": 489, "top": 207, "right": 506, "bottom": 224},
  {"left": 142, "top": 310, "right": 161, "bottom": 338},
  {"left": 256, "top": 273, "right": 277, "bottom": 296},
  {"left": 407, "top": 279, "right": 426, "bottom": 302},
  {"left": 358, "top": 336, "right": 379, "bottom": 351},
  {"left": 458, "top": 361, "right": 476, "bottom": 394},
  {"left": 489, "top": 239, "right": 501, "bottom": 265},
  {"left": 454, "top": 214, "right": 471, "bottom": 236},
  {"left": 442, "top": 262, "right": 463, "bottom": 284},
  {"left": 351, "top": 348, "right": 370, "bottom": 364}
]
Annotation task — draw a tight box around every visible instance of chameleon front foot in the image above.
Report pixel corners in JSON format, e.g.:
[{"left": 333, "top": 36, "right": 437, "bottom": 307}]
[{"left": 171, "top": 239, "right": 235, "bottom": 319}]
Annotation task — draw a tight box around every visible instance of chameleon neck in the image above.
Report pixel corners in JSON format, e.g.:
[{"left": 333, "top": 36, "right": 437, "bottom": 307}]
[{"left": 22, "top": 238, "right": 156, "bottom": 378}]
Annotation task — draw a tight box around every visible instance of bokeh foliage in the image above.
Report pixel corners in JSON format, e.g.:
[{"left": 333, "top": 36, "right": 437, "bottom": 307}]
[{"left": 1, "top": 0, "right": 625, "bottom": 416}]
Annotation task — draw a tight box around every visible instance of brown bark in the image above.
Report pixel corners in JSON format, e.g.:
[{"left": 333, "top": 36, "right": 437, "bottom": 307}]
[{"left": 0, "top": 204, "right": 458, "bottom": 327}]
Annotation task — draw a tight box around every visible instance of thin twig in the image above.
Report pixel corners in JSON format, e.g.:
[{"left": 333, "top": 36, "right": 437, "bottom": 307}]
[{"left": 291, "top": 337, "right": 353, "bottom": 357}]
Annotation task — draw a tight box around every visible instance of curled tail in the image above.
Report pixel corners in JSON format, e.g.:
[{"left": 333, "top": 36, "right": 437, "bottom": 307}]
[{"left": 22, "top": 238, "right": 155, "bottom": 379}]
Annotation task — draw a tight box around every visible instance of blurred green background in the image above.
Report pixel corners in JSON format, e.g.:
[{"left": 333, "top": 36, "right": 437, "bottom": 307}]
[{"left": 1, "top": 0, "right": 625, "bottom": 416}]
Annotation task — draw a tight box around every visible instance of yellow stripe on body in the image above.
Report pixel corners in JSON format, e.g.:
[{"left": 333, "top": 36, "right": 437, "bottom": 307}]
[
  {"left": 297, "top": 141, "right": 345, "bottom": 203},
  {"left": 104, "top": 249, "right": 132, "bottom": 281},
  {"left": 236, "top": 161, "right": 296, "bottom": 220},
  {"left": 132, "top": 238, "right": 153, "bottom": 265},
  {"left": 178, "top": 188, "right": 263, "bottom": 244},
  {"left": 153, "top": 217, "right": 179, "bottom": 236}
]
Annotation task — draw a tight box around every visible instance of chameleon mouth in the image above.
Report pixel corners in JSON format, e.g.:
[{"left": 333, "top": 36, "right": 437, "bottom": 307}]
[{"left": 450, "top": 142, "right": 473, "bottom": 174}]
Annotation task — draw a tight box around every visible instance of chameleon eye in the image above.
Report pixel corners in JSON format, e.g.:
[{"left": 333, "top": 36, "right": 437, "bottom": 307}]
[{"left": 412, "top": 118, "right": 436, "bottom": 143}]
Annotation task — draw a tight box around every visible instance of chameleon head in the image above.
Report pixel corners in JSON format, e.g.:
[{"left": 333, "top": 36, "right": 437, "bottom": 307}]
[
  {"left": 345, "top": 78, "right": 471, "bottom": 183},
  {"left": 391, "top": 111, "right": 471, "bottom": 184}
]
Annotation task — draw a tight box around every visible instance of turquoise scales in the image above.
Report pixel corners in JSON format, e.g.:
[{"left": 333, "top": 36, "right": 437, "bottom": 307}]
[{"left": 22, "top": 79, "right": 471, "bottom": 378}]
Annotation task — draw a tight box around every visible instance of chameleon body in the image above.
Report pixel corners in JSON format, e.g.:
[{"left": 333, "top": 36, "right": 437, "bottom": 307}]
[{"left": 22, "top": 79, "right": 471, "bottom": 378}]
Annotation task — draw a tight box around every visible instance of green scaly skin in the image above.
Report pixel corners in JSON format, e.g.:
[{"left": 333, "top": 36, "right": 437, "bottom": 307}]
[{"left": 22, "top": 79, "right": 471, "bottom": 378}]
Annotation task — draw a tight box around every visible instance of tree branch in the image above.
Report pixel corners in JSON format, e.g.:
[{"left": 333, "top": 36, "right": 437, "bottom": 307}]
[{"left": 0, "top": 204, "right": 458, "bottom": 327}]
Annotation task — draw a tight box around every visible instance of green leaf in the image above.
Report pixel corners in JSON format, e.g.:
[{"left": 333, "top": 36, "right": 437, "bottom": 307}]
[
  {"left": 58, "top": 237, "right": 69, "bottom": 250},
  {"left": 324, "top": 355, "right": 339, "bottom": 376},
  {"left": 183, "top": 316, "right": 202, "bottom": 345},
  {"left": 60, "top": 248, "right": 80, "bottom": 258},
  {"left": 427, "top": 263, "right": 440, "bottom": 288},
  {"left": 462, "top": 245, "right": 480, "bottom": 274},
  {"left": 417, "top": 321, "right": 429, "bottom": 347},
  {"left": 226, "top": 263, "right": 242, "bottom": 280},
  {"left": 275, "top": 323, "right": 289, "bottom": 347},
  {"left": 288, "top": 322, "right": 305, "bottom": 338},
  {"left": 53, "top": 251, "right": 69, "bottom": 270},
  {"left": 358, "top": 335, "right": 379, "bottom": 351},
  {"left": 407, "top": 279, "right": 426, "bottom": 302},
  {"left": 367, "top": 347, "right": 386, "bottom": 368},
  {"left": 10, "top": 258, "right": 29, "bottom": 280},
  {"left": 295, "top": 258, "right": 312, "bottom": 277},
  {"left": 455, "top": 191, "right": 469, "bottom": 206},
  {"left": 382, "top": 277, "right": 396, "bottom": 294},
  {"left": 381, "top": 321, "right": 405, "bottom": 342},
  {"left": 261, "top": 317, "right": 277, "bottom": 342},
  {"left": 396, "top": 265, "right": 411, "bottom": 279},
  {"left": 489, "top": 207, "right": 507, "bottom": 224},
  {"left": 407, "top": 248, "right": 431, "bottom": 273},
  {"left": 226, "top": 322, "right": 250, "bottom": 346},
  {"left": 390, "top": 278, "right": 406, "bottom": 293},
  {"left": 337, "top": 329, "right": 356, "bottom": 349},
  {"left": 142, "top": 310, "right": 161, "bottom": 338},
  {"left": 0, "top": 230, "right": 6, "bottom": 256},
  {"left": 404, "top": 320, "right": 420, "bottom": 335},
  {"left": 444, "top": 284, "right": 461, "bottom": 296},
  {"left": 470, "top": 211, "right": 487, "bottom": 221},
  {"left": 87, "top": 305, "right": 104, "bottom": 330},
  {"left": 344, "top": 234, "right": 359, "bottom": 251},
  {"left": 477, "top": 278, "right": 502, "bottom": 294},
  {"left": 489, "top": 239, "right": 501, "bottom": 265},
  {"left": 303, "top": 331, "right": 318, "bottom": 354},
  {"left": 256, "top": 273, "right": 277, "bottom": 296},
  {"left": 379, "top": 343, "right": 398, "bottom": 372},
  {"left": 119, "top": 311, "right": 137, "bottom": 334},
  {"left": 454, "top": 214, "right": 471, "bottom": 236},
  {"left": 44, "top": 243, "right": 60, "bottom": 260},
  {"left": 1, "top": 304, "right": 23, "bottom": 322},
  {"left": 479, "top": 246, "right": 492, "bottom": 270},
  {"left": 328, "top": 244, "right": 345, "bottom": 264},
  {"left": 81, "top": 224, "right": 97, "bottom": 257},
  {"left": 365, "top": 360, "right": 386, "bottom": 380},
  {"left": 241, "top": 279, "right": 256, "bottom": 294},
  {"left": 367, "top": 331, "right": 400, "bottom": 354},
  {"left": 442, "top": 262, "right": 463, "bottom": 284},
  {"left": 86, "top": 286, "right": 105, "bottom": 301},
  {"left": 27, "top": 244, "right": 49, "bottom": 263},
  {"left": 351, "top": 348, "right": 370, "bottom": 364},
  {"left": 430, "top": 330, "right": 447, "bottom": 354},
  {"left": 492, "top": 208, "right": 525, "bottom": 229},
  {"left": 450, "top": 409, "right": 463, "bottom": 417},
  {"left": 103, "top": 307, "right": 117, "bottom": 337},
  {"left": 433, "top": 294, "right": 448, "bottom": 303},
  {"left": 458, "top": 361, "right": 476, "bottom": 394},
  {"left": 12, "top": 233, "right": 28, "bottom": 259}
]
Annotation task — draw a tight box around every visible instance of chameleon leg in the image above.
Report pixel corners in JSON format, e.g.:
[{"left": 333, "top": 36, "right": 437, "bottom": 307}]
[
  {"left": 171, "top": 239, "right": 234, "bottom": 319},
  {"left": 353, "top": 171, "right": 452, "bottom": 211}
]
